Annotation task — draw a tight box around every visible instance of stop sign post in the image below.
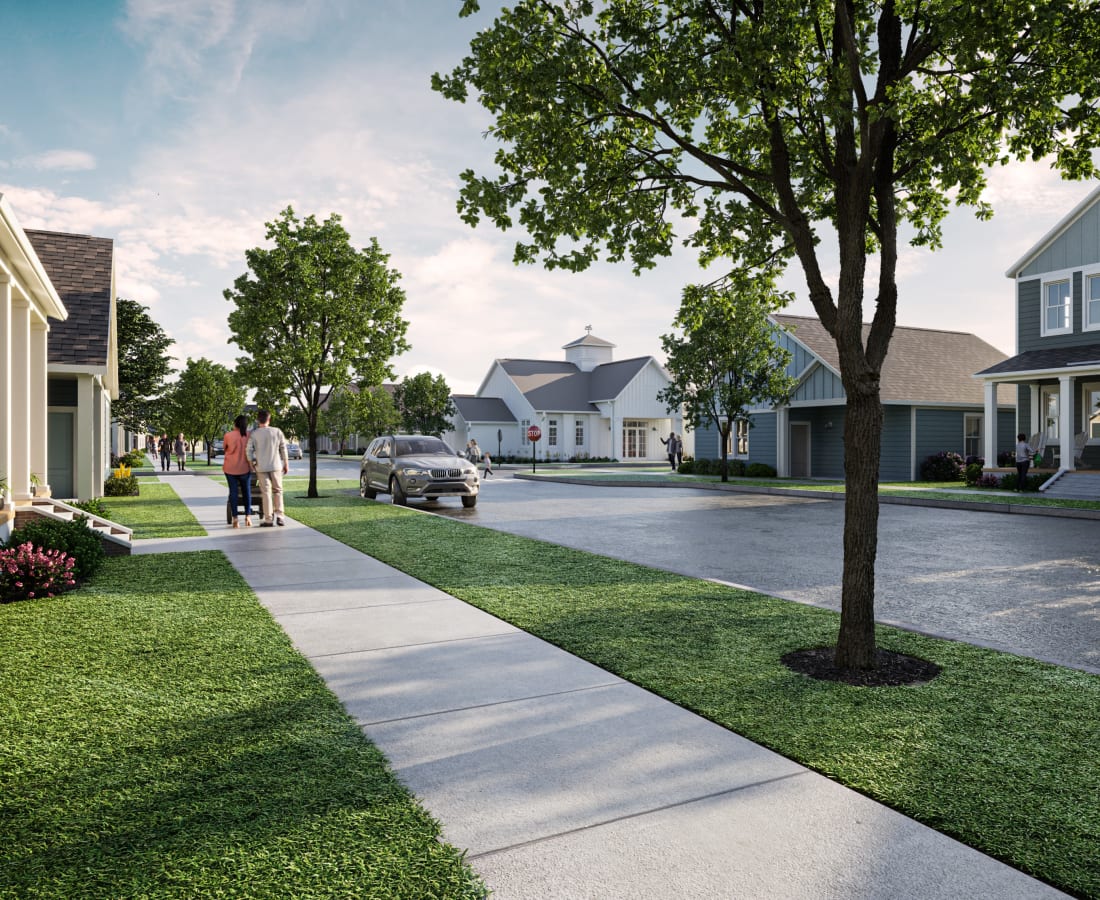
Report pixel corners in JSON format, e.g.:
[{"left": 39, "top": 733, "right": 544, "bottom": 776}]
[{"left": 527, "top": 424, "right": 541, "bottom": 472}]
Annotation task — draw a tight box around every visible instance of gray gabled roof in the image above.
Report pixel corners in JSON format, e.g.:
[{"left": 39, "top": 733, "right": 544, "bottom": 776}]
[
  {"left": 25, "top": 229, "right": 113, "bottom": 368},
  {"left": 498, "top": 355, "right": 655, "bottom": 411},
  {"left": 452, "top": 394, "right": 517, "bottom": 423},
  {"left": 975, "top": 343, "right": 1100, "bottom": 377},
  {"left": 774, "top": 314, "right": 1009, "bottom": 404}
]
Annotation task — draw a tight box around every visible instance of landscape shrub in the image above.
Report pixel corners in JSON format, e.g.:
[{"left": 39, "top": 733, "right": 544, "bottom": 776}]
[
  {"left": 694, "top": 458, "right": 714, "bottom": 475},
  {"left": 104, "top": 472, "right": 139, "bottom": 496},
  {"left": 997, "top": 450, "right": 1015, "bottom": 467},
  {"left": 964, "top": 462, "right": 984, "bottom": 486},
  {"left": 0, "top": 541, "right": 76, "bottom": 602},
  {"left": 979, "top": 473, "right": 1002, "bottom": 488},
  {"left": 997, "top": 472, "right": 1046, "bottom": 492},
  {"left": 745, "top": 462, "right": 778, "bottom": 478},
  {"left": 6, "top": 516, "right": 106, "bottom": 581},
  {"left": 727, "top": 459, "right": 747, "bottom": 477},
  {"left": 70, "top": 498, "right": 110, "bottom": 518},
  {"left": 920, "top": 450, "right": 965, "bottom": 481},
  {"left": 676, "top": 460, "right": 696, "bottom": 474}
]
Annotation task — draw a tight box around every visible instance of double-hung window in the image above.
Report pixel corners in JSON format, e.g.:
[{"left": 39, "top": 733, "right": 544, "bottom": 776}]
[
  {"left": 575, "top": 421, "right": 584, "bottom": 447},
  {"left": 1085, "top": 273, "right": 1100, "bottom": 331},
  {"left": 1043, "top": 279, "right": 1071, "bottom": 335},
  {"left": 963, "top": 414, "right": 982, "bottom": 460}
]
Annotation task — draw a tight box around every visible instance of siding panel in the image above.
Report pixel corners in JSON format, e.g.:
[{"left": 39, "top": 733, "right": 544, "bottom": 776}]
[{"left": 1020, "top": 202, "right": 1100, "bottom": 276}]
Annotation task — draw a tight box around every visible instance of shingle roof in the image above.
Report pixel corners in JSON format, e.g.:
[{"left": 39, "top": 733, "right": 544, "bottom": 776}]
[
  {"left": 452, "top": 394, "right": 517, "bottom": 423},
  {"left": 25, "top": 229, "right": 113, "bottom": 368},
  {"left": 562, "top": 333, "right": 616, "bottom": 349},
  {"left": 774, "top": 314, "right": 1009, "bottom": 404},
  {"left": 975, "top": 343, "right": 1100, "bottom": 377},
  {"left": 498, "top": 356, "right": 654, "bottom": 411}
]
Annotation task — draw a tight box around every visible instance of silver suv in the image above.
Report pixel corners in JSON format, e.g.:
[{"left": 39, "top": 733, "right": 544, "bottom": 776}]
[{"left": 360, "top": 434, "right": 480, "bottom": 507}]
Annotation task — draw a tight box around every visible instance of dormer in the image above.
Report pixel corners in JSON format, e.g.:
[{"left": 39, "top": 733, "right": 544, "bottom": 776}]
[{"left": 563, "top": 331, "right": 615, "bottom": 372}]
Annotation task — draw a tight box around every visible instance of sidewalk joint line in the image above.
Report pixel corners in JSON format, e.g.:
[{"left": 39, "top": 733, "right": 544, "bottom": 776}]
[
  {"left": 306, "top": 630, "right": 522, "bottom": 659},
  {"left": 467, "top": 770, "right": 809, "bottom": 862}
]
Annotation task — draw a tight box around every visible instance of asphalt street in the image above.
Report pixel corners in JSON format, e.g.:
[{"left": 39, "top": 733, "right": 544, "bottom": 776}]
[{"left": 403, "top": 471, "right": 1100, "bottom": 674}]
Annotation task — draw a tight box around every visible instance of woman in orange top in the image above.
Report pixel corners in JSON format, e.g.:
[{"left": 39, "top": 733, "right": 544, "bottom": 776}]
[{"left": 222, "top": 414, "right": 253, "bottom": 528}]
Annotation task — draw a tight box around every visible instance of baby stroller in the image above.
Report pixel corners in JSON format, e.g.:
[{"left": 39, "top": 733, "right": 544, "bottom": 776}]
[{"left": 226, "top": 472, "right": 261, "bottom": 524}]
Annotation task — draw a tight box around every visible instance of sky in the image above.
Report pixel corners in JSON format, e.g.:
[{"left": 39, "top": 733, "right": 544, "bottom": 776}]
[{"left": 1, "top": 0, "right": 1097, "bottom": 395}]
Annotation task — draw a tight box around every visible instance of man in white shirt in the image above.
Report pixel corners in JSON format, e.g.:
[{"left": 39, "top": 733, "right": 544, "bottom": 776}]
[{"left": 247, "top": 409, "right": 290, "bottom": 526}]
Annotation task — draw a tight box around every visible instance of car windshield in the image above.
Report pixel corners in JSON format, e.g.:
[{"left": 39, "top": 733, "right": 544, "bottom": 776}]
[{"left": 395, "top": 438, "right": 454, "bottom": 456}]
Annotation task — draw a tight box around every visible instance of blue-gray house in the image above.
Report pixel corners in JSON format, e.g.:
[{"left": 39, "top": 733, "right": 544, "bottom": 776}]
[
  {"left": 975, "top": 184, "right": 1100, "bottom": 472},
  {"left": 694, "top": 314, "right": 1015, "bottom": 480}
]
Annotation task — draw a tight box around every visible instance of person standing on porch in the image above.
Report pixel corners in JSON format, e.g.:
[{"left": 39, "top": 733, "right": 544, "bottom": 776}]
[{"left": 1015, "top": 432, "right": 1035, "bottom": 492}]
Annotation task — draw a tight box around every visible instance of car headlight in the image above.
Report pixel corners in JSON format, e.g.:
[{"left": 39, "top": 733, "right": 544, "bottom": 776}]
[{"left": 401, "top": 467, "right": 429, "bottom": 477}]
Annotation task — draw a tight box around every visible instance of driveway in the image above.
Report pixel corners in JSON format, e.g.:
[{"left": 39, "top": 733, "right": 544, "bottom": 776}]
[{"left": 419, "top": 474, "right": 1100, "bottom": 673}]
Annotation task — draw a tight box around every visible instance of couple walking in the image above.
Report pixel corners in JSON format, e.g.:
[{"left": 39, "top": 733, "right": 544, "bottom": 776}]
[
  {"left": 222, "top": 409, "right": 290, "bottom": 528},
  {"left": 465, "top": 439, "right": 493, "bottom": 477},
  {"left": 661, "top": 432, "right": 683, "bottom": 471}
]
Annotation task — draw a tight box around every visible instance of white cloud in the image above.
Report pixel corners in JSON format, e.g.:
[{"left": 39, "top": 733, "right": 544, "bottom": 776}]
[{"left": 15, "top": 149, "right": 97, "bottom": 172}]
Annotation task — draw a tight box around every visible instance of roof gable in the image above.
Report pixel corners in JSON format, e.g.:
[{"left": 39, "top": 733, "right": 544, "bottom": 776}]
[
  {"left": 774, "top": 314, "right": 1008, "bottom": 404},
  {"left": 451, "top": 394, "right": 517, "bottom": 423},
  {"left": 1005, "top": 184, "right": 1100, "bottom": 278},
  {"left": 26, "top": 229, "right": 114, "bottom": 368},
  {"left": 588, "top": 356, "right": 652, "bottom": 401}
]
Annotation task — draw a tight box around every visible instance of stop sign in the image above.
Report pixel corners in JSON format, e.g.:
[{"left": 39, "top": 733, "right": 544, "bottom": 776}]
[{"left": 527, "top": 424, "right": 542, "bottom": 442}]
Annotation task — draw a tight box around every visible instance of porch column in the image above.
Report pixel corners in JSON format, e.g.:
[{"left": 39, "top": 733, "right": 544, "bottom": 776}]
[
  {"left": 0, "top": 274, "right": 10, "bottom": 501},
  {"left": 775, "top": 406, "right": 790, "bottom": 477},
  {"left": 1029, "top": 384, "right": 1040, "bottom": 438},
  {"left": 1060, "top": 375, "right": 1074, "bottom": 470},
  {"left": 76, "top": 376, "right": 95, "bottom": 498},
  {"left": 10, "top": 298, "right": 31, "bottom": 500},
  {"left": 983, "top": 381, "right": 997, "bottom": 468},
  {"left": 29, "top": 317, "right": 49, "bottom": 497}
]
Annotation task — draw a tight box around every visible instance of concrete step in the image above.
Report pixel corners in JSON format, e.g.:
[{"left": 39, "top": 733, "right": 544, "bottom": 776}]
[{"left": 1042, "top": 472, "right": 1100, "bottom": 500}]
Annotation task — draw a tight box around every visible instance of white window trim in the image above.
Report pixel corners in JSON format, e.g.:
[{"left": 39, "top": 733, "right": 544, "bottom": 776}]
[
  {"left": 1042, "top": 277, "right": 1073, "bottom": 337},
  {"left": 1083, "top": 267, "right": 1100, "bottom": 332},
  {"left": 963, "top": 412, "right": 982, "bottom": 460},
  {"left": 1082, "top": 382, "right": 1100, "bottom": 445}
]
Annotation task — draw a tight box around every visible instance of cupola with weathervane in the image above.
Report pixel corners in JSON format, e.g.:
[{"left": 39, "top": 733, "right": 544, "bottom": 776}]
[{"left": 562, "top": 325, "right": 615, "bottom": 372}]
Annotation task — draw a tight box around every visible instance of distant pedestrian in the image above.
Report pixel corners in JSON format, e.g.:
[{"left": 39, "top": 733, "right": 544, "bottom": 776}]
[
  {"left": 675, "top": 434, "right": 684, "bottom": 468},
  {"left": 482, "top": 450, "right": 493, "bottom": 478},
  {"left": 158, "top": 433, "right": 172, "bottom": 471},
  {"left": 248, "top": 409, "right": 289, "bottom": 527},
  {"left": 223, "top": 415, "right": 253, "bottom": 528},
  {"left": 660, "top": 433, "right": 679, "bottom": 471},
  {"left": 1014, "top": 432, "right": 1035, "bottom": 492},
  {"left": 468, "top": 440, "right": 483, "bottom": 465},
  {"left": 174, "top": 433, "right": 186, "bottom": 471}
]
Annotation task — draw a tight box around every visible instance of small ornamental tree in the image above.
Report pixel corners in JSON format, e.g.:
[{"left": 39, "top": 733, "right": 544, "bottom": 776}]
[
  {"left": 114, "top": 298, "right": 175, "bottom": 433},
  {"left": 393, "top": 373, "right": 456, "bottom": 437},
  {"left": 659, "top": 275, "right": 797, "bottom": 482}
]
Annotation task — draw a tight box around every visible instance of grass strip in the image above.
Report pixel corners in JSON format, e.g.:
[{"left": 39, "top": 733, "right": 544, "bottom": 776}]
[
  {"left": 287, "top": 491, "right": 1100, "bottom": 898},
  {"left": 98, "top": 482, "right": 206, "bottom": 539},
  {"left": 0, "top": 551, "right": 486, "bottom": 900}
]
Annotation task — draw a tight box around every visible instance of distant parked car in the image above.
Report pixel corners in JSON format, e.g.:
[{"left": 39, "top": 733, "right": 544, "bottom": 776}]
[
  {"left": 360, "top": 434, "right": 480, "bottom": 507},
  {"left": 287, "top": 442, "right": 303, "bottom": 460},
  {"left": 212, "top": 439, "right": 224, "bottom": 457}
]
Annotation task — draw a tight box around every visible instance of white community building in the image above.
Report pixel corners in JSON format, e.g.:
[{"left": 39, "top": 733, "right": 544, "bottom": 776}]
[{"left": 444, "top": 331, "right": 691, "bottom": 462}]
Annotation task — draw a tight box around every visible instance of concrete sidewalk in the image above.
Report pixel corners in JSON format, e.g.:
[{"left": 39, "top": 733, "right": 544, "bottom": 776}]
[{"left": 136, "top": 471, "right": 1067, "bottom": 899}]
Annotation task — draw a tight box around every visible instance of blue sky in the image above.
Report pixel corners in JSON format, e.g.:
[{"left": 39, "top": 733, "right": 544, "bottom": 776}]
[{"left": 1, "top": 0, "right": 1096, "bottom": 394}]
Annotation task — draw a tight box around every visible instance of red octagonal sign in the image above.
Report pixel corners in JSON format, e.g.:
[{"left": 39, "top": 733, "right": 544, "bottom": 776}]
[{"left": 527, "top": 424, "right": 542, "bottom": 442}]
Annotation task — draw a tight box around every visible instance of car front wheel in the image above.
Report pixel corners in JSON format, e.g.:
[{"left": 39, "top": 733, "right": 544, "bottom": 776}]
[
  {"left": 390, "top": 477, "right": 408, "bottom": 506},
  {"left": 461, "top": 495, "right": 477, "bottom": 508},
  {"left": 360, "top": 473, "right": 376, "bottom": 499}
]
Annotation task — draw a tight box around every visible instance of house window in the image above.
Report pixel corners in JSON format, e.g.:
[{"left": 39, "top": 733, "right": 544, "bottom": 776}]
[
  {"left": 736, "top": 420, "right": 750, "bottom": 456},
  {"left": 521, "top": 418, "right": 530, "bottom": 444},
  {"left": 575, "top": 421, "right": 585, "bottom": 447},
  {"left": 1043, "top": 279, "right": 1071, "bottom": 335},
  {"left": 548, "top": 419, "right": 558, "bottom": 447},
  {"left": 964, "top": 414, "right": 982, "bottom": 460},
  {"left": 1041, "top": 388, "right": 1059, "bottom": 442},
  {"left": 1086, "top": 274, "right": 1100, "bottom": 331},
  {"left": 1085, "top": 384, "right": 1100, "bottom": 442}
]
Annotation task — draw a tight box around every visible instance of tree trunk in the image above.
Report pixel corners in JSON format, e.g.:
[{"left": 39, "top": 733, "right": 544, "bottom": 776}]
[
  {"left": 307, "top": 413, "right": 319, "bottom": 499},
  {"left": 835, "top": 384, "right": 882, "bottom": 669},
  {"left": 719, "top": 424, "right": 730, "bottom": 482}
]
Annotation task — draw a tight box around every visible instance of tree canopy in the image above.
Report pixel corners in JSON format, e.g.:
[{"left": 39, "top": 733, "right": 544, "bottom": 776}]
[
  {"left": 168, "top": 358, "right": 245, "bottom": 461},
  {"left": 393, "top": 372, "right": 456, "bottom": 437},
  {"left": 114, "top": 298, "right": 174, "bottom": 433},
  {"left": 226, "top": 207, "right": 410, "bottom": 497},
  {"left": 435, "top": 0, "right": 1100, "bottom": 669},
  {"left": 659, "top": 275, "right": 796, "bottom": 481}
]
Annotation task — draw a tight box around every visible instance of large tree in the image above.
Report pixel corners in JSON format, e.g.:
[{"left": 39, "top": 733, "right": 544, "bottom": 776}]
[
  {"left": 114, "top": 298, "right": 174, "bottom": 434},
  {"left": 169, "top": 358, "right": 245, "bottom": 462},
  {"left": 226, "top": 208, "right": 410, "bottom": 498},
  {"left": 393, "top": 372, "right": 456, "bottom": 437},
  {"left": 659, "top": 275, "right": 797, "bottom": 481},
  {"left": 435, "top": 0, "right": 1100, "bottom": 669}
]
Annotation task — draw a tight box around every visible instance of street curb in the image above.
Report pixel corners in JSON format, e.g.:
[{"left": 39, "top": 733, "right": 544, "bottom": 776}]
[{"left": 513, "top": 473, "right": 1100, "bottom": 521}]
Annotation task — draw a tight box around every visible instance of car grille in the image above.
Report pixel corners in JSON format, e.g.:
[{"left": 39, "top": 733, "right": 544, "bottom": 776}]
[{"left": 430, "top": 468, "right": 465, "bottom": 479}]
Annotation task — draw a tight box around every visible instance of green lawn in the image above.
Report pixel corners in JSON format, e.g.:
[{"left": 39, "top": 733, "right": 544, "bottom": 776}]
[
  {"left": 99, "top": 482, "right": 206, "bottom": 539},
  {"left": 0, "top": 551, "right": 486, "bottom": 899},
  {"left": 287, "top": 491, "right": 1100, "bottom": 899}
]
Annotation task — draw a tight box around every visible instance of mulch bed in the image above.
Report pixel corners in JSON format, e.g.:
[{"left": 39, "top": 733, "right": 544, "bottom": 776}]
[{"left": 782, "top": 646, "right": 942, "bottom": 687}]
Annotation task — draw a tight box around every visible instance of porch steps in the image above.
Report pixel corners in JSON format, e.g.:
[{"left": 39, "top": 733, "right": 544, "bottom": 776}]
[
  {"left": 1040, "top": 471, "right": 1100, "bottom": 501},
  {"left": 14, "top": 498, "right": 132, "bottom": 555}
]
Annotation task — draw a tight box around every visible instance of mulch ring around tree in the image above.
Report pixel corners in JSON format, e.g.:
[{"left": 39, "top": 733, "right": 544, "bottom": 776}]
[{"left": 782, "top": 647, "right": 942, "bottom": 687}]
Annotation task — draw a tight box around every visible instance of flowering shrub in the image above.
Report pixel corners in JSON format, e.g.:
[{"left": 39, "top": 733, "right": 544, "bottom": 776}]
[
  {"left": 0, "top": 541, "right": 77, "bottom": 602},
  {"left": 104, "top": 471, "right": 139, "bottom": 496},
  {"left": 979, "top": 473, "right": 1002, "bottom": 488},
  {"left": 6, "top": 517, "right": 105, "bottom": 581},
  {"left": 920, "top": 450, "right": 966, "bottom": 481}
]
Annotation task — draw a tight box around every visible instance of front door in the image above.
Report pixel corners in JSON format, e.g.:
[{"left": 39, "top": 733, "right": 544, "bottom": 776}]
[
  {"left": 622, "top": 420, "right": 648, "bottom": 459},
  {"left": 48, "top": 411, "right": 75, "bottom": 498},
  {"left": 790, "top": 422, "right": 811, "bottom": 478}
]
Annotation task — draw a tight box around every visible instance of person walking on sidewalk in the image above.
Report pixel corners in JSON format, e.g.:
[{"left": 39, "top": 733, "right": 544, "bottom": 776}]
[
  {"left": 247, "top": 409, "right": 289, "bottom": 526},
  {"left": 482, "top": 449, "right": 493, "bottom": 478},
  {"left": 174, "top": 433, "right": 187, "bottom": 471},
  {"left": 158, "top": 433, "right": 172, "bottom": 472},
  {"left": 223, "top": 414, "right": 253, "bottom": 528}
]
